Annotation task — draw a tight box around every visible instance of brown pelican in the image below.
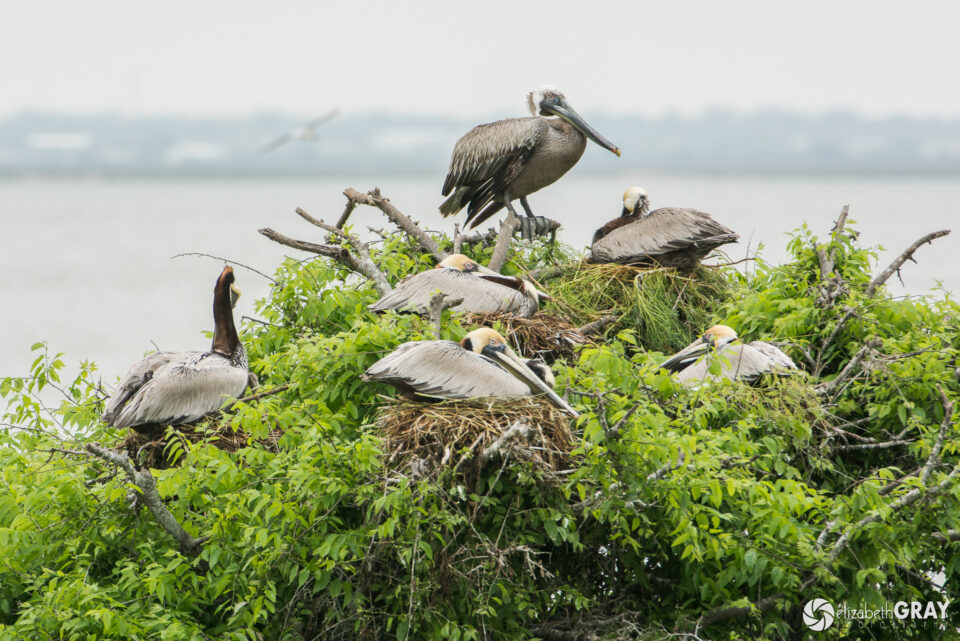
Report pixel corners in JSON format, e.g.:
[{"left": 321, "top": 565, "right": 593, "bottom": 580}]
[
  {"left": 591, "top": 187, "right": 739, "bottom": 271},
  {"left": 101, "top": 266, "right": 249, "bottom": 433},
  {"left": 439, "top": 85, "right": 621, "bottom": 238},
  {"left": 361, "top": 327, "right": 578, "bottom": 417},
  {"left": 369, "top": 253, "right": 548, "bottom": 317},
  {"left": 659, "top": 325, "right": 797, "bottom": 384}
]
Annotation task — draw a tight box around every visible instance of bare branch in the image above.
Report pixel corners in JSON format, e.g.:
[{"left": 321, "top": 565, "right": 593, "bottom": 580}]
[
  {"left": 428, "top": 292, "right": 464, "bottom": 339},
  {"left": 335, "top": 198, "right": 358, "bottom": 229},
  {"left": 833, "top": 440, "right": 912, "bottom": 452},
  {"left": 488, "top": 212, "right": 521, "bottom": 273},
  {"left": 831, "top": 205, "right": 850, "bottom": 235},
  {"left": 85, "top": 444, "right": 207, "bottom": 555},
  {"left": 578, "top": 316, "right": 617, "bottom": 338},
  {"left": 932, "top": 530, "right": 960, "bottom": 544},
  {"left": 606, "top": 402, "right": 642, "bottom": 439},
  {"left": 452, "top": 223, "right": 462, "bottom": 254},
  {"left": 221, "top": 383, "right": 292, "bottom": 414},
  {"left": 865, "top": 229, "right": 951, "bottom": 298},
  {"left": 921, "top": 387, "right": 954, "bottom": 484},
  {"left": 344, "top": 187, "right": 446, "bottom": 261},
  {"left": 258, "top": 227, "right": 392, "bottom": 297},
  {"left": 459, "top": 227, "right": 499, "bottom": 247},
  {"left": 814, "top": 339, "right": 882, "bottom": 398},
  {"left": 527, "top": 265, "right": 567, "bottom": 283}
]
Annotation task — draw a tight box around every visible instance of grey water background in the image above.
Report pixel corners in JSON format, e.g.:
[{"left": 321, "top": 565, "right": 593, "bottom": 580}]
[{"left": 2, "top": 172, "right": 958, "bottom": 388}]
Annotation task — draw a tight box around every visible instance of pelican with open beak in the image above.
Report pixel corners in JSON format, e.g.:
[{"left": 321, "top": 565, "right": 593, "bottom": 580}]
[{"left": 361, "top": 327, "right": 578, "bottom": 417}]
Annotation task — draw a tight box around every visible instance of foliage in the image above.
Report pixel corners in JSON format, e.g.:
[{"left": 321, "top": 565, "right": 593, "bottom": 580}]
[{"left": 1, "top": 219, "right": 958, "bottom": 641}]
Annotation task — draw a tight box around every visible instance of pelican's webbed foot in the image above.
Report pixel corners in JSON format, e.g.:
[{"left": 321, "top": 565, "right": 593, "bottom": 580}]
[{"left": 516, "top": 216, "right": 561, "bottom": 241}]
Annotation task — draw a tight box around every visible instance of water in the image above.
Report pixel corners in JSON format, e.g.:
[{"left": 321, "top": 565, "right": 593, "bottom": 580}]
[{"left": 1, "top": 173, "right": 958, "bottom": 386}]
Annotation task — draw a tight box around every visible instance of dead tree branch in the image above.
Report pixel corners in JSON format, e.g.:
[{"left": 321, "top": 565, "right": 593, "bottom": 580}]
[
  {"left": 335, "top": 198, "right": 358, "bottom": 229},
  {"left": 578, "top": 316, "right": 617, "bottom": 338},
  {"left": 921, "top": 386, "right": 954, "bottom": 484},
  {"left": 488, "top": 212, "right": 521, "bottom": 273},
  {"left": 221, "top": 383, "right": 292, "bottom": 414},
  {"left": 258, "top": 227, "right": 392, "bottom": 297},
  {"left": 85, "top": 444, "right": 207, "bottom": 555},
  {"left": 343, "top": 188, "right": 446, "bottom": 262},
  {"left": 865, "top": 229, "right": 951, "bottom": 298},
  {"left": 428, "top": 292, "right": 464, "bottom": 338}
]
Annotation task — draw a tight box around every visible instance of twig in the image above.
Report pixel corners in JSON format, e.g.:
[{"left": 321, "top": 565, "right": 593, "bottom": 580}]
[
  {"left": 647, "top": 451, "right": 686, "bottom": 481},
  {"left": 459, "top": 227, "right": 499, "bottom": 247},
  {"left": 865, "top": 229, "right": 951, "bottom": 298},
  {"left": 85, "top": 444, "right": 208, "bottom": 555},
  {"left": 577, "top": 316, "right": 617, "bottom": 337},
  {"left": 527, "top": 265, "right": 566, "bottom": 283},
  {"left": 606, "top": 402, "right": 641, "bottom": 439},
  {"left": 221, "top": 383, "right": 292, "bottom": 414},
  {"left": 428, "top": 292, "right": 463, "bottom": 339},
  {"left": 171, "top": 252, "right": 277, "bottom": 284},
  {"left": 258, "top": 227, "right": 392, "bottom": 297},
  {"left": 921, "top": 387, "right": 954, "bottom": 484},
  {"left": 480, "top": 419, "right": 532, "bottom": 465},
  {"left": 699, "top": 594, "right": 782, "bottom": 627},
  {"left": 488, "top": 212, "right": 520, "bottom": 273},
  {"left": 814, "top": 339, "right": 881, "bottom": 398},
  {"left": 833, "top": 440, "right": 913, "bottom": 452},
  {"left": 343, "top": 187, "right": 446, "bottom": 261}
]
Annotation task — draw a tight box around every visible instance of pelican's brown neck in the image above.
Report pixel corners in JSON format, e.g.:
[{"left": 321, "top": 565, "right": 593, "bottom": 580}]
[{"left": 211, "top": 267, "right": 240, "bottom": 356}]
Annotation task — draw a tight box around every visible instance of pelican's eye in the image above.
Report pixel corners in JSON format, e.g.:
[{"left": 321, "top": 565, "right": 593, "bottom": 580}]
[
  {"left": 489, "top": 339, "right": 497, "bottom": 345},
  {"left": 464, "top": 262, "right": 475, "bottom": 270}
]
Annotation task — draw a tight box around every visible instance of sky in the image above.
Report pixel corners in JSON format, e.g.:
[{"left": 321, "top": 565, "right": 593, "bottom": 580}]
[{"left": 2, "top": 0, "right": 960, "bottom": 119}]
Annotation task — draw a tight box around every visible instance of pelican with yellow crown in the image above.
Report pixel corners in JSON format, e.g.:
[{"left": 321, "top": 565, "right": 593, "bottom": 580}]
[
  {"left": 361, "top": 327, "right": 578, "bottom": 416},
  {"left": 659, "top": 325, "right": 797, "bottom": 384},
  {"left": 369, "top": 254, "right": 548, "bottom": 317}
]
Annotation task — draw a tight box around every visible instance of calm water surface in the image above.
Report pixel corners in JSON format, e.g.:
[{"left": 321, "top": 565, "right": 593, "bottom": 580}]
[{"left": 1, "top": 173, "right": 958, "bottom": 386}]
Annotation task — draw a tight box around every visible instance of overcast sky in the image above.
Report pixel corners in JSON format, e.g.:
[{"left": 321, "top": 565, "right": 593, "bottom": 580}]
[{"left": 2, "top": 0, "right": 959, "bottom": 119}]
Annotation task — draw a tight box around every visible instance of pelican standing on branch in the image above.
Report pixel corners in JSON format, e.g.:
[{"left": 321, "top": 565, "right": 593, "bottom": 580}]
[
  {"left": 369, "top": 254, "right": 548, "bottom": 317},
  {"left": 361, "top": 327, "right": 578, "bottom": 417},
  {"left": 101, "top": 266, "right": 250, "bottom": 433},
  {"left": 658, "top": 325, "right": 797, "bottom": 384},
  {"left": 440, "top": 86, "right": 621, "bottom": 240},
  {"left": 592, "top": 187, "right": 739, "bottom": 271}
]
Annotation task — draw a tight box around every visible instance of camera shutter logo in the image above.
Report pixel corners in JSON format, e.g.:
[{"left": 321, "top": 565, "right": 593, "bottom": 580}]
[{"left": 803, "top": 598, "right": 835, "bottom": 631}]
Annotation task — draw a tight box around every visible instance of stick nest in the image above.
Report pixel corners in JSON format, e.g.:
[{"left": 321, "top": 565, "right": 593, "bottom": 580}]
[
  {"left": 462, "top": 312, "right": 589, "bottom": 363},
  {"left": 118, "top": 421, "right": 282, "bottom": 470},
  {"left": 378, "top": 396, "right": 574, "bottom": 475}
]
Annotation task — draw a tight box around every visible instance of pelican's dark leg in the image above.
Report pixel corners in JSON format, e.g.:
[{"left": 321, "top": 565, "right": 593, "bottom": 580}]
[
  {"left": 515, "top": 196, "right": 560, "bottom": 242},
  {"left": 520, "top": 196, "right": 535, "bottom": 218}
]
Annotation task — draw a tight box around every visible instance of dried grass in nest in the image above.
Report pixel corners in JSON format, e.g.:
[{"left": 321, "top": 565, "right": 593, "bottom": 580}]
[
  {"left": 378, "top": 396, "right": 574, "bottom": 476},
  {"left": 462, "top": 312, "right": 590, "bottom": 363},
  {"left": 118, "top": 420, "right": 283, "bottom": 470}
]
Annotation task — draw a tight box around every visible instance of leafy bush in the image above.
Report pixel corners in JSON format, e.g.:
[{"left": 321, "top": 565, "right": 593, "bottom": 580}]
[{"left": 2, "top": 217, "right": 958, "bottom": 640}]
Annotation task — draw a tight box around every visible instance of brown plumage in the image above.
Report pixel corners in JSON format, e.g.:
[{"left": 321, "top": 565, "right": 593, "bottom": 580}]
[
  {"left": 440, "top": 85, "right": 620, "bottom": 230},
  {"left": 592, "top": 187, "right": 738, "bottom": 272}
]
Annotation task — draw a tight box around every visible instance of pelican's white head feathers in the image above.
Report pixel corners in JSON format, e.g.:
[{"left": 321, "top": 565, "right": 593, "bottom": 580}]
[{"left": 527, "top": 84, "right": 563, "bottom": 117}]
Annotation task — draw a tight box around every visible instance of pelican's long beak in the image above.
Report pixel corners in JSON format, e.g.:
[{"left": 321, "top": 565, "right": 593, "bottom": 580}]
[
  {"left": 475, "top": 264, "right": 506, "bottom": 277},
  {"left": 543, "top": 98, "right": 621, "bottom": 157},
  {"left": 659, "top": 337, "right": 712, "bottom": 372},
  {"left": 487, "top": 346, "right": 580, "bottom": 418},
  {"left": 230, "top": 284, "right": 242, "bottom": 309}
]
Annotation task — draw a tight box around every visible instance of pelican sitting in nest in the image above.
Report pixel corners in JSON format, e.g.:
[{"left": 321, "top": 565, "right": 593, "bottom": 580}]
[
  {"left": 361, "top": 327, "right": 578, "bottom": 417},
  {"left": 101, "top": 266, "right": 250, "bottom": 434},
  {"left": 659, "top": 325, "right": 797, "bottom": 384},
  {"left": 591, "top": 187, "right": 739, "bottom": 271},
  {"left": 369, "top": 253, "right": 548, "bottom": 317}
]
